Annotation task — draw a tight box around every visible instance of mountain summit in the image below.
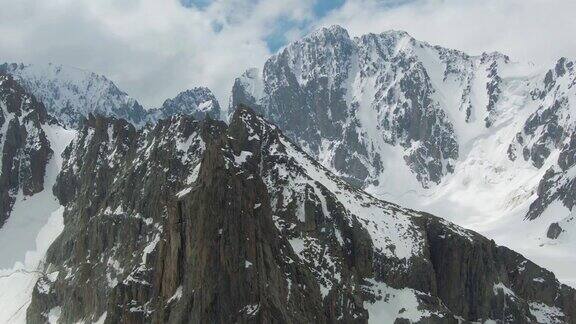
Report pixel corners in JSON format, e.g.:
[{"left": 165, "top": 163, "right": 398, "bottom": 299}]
[
  {"left": 230, "top": 25, "right": 576, "bottom": 285},
  {"left": 230, "top": 25, "right": 515, "bottom": 188}
]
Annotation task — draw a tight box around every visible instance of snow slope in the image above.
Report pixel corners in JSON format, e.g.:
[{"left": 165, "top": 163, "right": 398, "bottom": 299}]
[
  {"left": 0, "top": 124, "right": 75, "bottom": 323},
  {"left": 370, "top": 57, "right": 576, "bottom": 288}
]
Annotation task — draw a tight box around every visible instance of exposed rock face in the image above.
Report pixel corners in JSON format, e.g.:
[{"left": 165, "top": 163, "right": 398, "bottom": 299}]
[
  {"left": 482, "top": 52, "right": 507, "bottom": 128},
  {"left": 0, "top": 73, "right": 53, "bottom": 227},
  {"left": 0, "top": 63, "right": 148, "bottom": 128},
  {"left": 28, "top": 106, "right": 576, "bottom": 323},
  {"left": 228, "top": 25, "right": 576, "bottom": 264},
  {"left": 230, "top": 26, "right": 512, "bottom": 188},
  {"left": 28, "top": 112, "right": 211, "bottom": 323},
  {"left": 516, "top": 58, "right": 576, "bottom": 222},
  {"left": 229, "top": 68, "right": 263, "bottom": 117},
  {"left": 147, "top": 87, "right": 221, "bottom": 122},
  {"left": 547, "top": 223, "right": 564, "bottom": 239}
]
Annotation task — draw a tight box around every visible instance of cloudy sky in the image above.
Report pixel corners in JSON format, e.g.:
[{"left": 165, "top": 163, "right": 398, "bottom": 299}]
[{"left": 1, "top": 0, "right": 574, "bottom": 108}]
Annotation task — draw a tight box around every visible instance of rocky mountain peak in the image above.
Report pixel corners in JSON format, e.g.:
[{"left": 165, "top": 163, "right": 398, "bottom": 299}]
[
  {"left": 233, "top": 25, "right": 470, "bottom": 188},
  {"left": 479, "top": 51, "right": 511, "bottom": 64},
  {"left": 0, "top": 61, "right": 230, "bottom": 129},
  {"left": 148, "top": 86, "right": 222, "bottom": 122},
  {"left": 357, "top": 29, "right": 416, "bottom": 53},
  {"left": 0, "top": 62, "right": 148, "bottom": 128},
  {"left": 306, "top": 24, "right": 351, "bottom": 42},
  {"left": 226, "top": 27, "right": 576, "bottom": 281},
  {"left": 268, "top": 25, "right": 355, "bottom": 90},
  {"left": 228, "top": 68, "right": 264, "bottom": 119}
]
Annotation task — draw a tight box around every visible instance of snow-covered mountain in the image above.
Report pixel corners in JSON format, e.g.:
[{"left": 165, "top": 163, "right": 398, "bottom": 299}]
[
  {"left": 2, "top": 25, "right": 576, "bottom": 323},
  {"left": 515, "top": 58, "right": 576, "bottom": 222},
  {"left": 146, "top": 87, "right": 221, "bottom": 122},
  {"left": 0, "top": 63, "right": 222, "bottom": 129},
  {"left": 0, "top": 63, "right": 148, "bottom": 128},
  {"left": 230, "top": 25, "right": 520, "bottom": 188},
  {"left": 230, "top": 25, "right": 576, "bottom": 286},
  {"left": 17, "top": 106, "right": 576, "bottom": 323}
]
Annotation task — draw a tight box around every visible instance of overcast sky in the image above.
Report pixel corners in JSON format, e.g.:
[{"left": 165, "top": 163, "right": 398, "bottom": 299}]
[{"left": 0, "top": 0, "right": 574, "bottom": 108}]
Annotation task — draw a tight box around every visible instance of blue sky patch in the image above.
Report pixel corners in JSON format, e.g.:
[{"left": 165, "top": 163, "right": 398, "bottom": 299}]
[
  {"left": 314, "top": 0, "right": 346, "bottom": 17},
  {"left": 264, "top": 17, "right": 302, "bottom": 53},
  {"left": 180, "top": 0, "right": 212, "bottom": 10},
  {"left": 180, "top": 0, "right": 350, "bottom": 52}
]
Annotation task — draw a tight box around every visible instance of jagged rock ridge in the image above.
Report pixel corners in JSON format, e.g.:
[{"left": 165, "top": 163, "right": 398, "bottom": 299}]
[
  {"left": 146, "top": 87, "right": 221, "bottom": 122},
  {"left": 0, "top": 73, "right": 53, "bottom": 227},
  {"left": 27, "top": 106, "right": 576, "bottom": 323},
  {"left": 514, "top": 59, "right": 576, "bottom": 225},
  {"left": 230, "top": 26, "right": 513, "bottom": 188},
  {"left": 0, "top": 63, "right": 148, "bottom": 128}
]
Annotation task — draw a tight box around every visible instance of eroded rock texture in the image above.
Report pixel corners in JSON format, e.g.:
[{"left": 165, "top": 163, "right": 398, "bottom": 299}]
[
  {"left": 28, "top": 106, "right": 576, "bottom": 323},
  {"left": 230, "top": 27, "right": 514, "bottom": 189},
  {"left": 0, "top": 73, "right": 53, "bottom": 227}
]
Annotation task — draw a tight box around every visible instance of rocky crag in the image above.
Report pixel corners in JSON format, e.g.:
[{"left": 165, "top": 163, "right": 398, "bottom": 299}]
[
  {"left": 230, "top": 26, "right": 576, "bottom": 258},
  {"left": 27, "top": 106, "right": 576, "bottom": 323},
  {"left": 0, "top": 73, "right": 54, "bottom": 227}
]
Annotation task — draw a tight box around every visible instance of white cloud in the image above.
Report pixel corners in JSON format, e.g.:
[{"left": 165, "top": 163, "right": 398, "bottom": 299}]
[
  {"left": 318, "top": 0, "right": 576, "bottom": 67},
  {"left": 0, "top": 0, "right": 573, "bottom": 108},
  {"left": 0, "top": 0, "right": 313, "bottom": 107}
]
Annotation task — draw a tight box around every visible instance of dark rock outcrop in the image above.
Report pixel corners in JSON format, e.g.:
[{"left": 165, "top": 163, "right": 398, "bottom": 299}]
[
  {"left": 547, "top": 222, "right": 564, "bottom": 239},
  {"left": 27, "top": 106, "right": 576, "bottom": 323},
  {"left": 481, "top": 52, "right": 507, "bottom": 128},
  {"left": 0, "top": 73, "right": 53, "bottom": 227}
]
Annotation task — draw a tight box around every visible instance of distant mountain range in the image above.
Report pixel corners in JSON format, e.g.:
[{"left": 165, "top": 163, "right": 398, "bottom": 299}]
[{"left": 0, "top": 63, "right": 221, "bottom": 128}]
